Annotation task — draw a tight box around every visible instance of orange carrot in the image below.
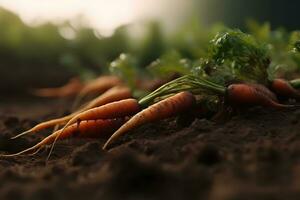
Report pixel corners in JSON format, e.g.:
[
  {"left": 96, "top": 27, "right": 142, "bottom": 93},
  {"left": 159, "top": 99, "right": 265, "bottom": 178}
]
[
  {"left": 47, "top": 98, "right": 140, "bottom": 159},
  {"left": 64, "top": 98, "right": 140, "bottom": 130},
  {"left": 11, "top": 86, "right": 132, "bottom": 139},
  {"left": 103, "top": 91, "right": 196, "bottom": 150},
  {"left": 226, "top": 83, "right": 295, "bottom": 109},
  {"left": 77, "top": 86, "right": 132, "bottom": 112},
  {"left": 270, "top": 78, "right": 300, "bottom": 100},
  {"left": 78, "top": 75, "right": 122, "bottom": 97},
  {"left": 72, "top": 75, "right": 123, "bottom": 109},
  {"left": 32, "top": 77, "right": 83, "bottom": 97},
  {"left": 2, "top": 118, "right": 127, "bottom": 157}
]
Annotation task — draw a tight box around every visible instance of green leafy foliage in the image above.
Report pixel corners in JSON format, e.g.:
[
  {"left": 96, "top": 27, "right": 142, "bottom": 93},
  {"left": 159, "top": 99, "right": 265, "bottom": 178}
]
[
  {"left": 246, "top": 21, "right": 300, "bottom": 79},
  {"left": 209, "top": 29, "right": 270, "bottom": 84}
]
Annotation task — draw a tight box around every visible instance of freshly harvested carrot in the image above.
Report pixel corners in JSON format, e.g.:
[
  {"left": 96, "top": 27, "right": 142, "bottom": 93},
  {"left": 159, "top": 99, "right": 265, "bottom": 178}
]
[
  {"left": 270, "top": 78, "right": 300, "bottom": 100},
  {"left": 72, "top": 75, "right": 123, "bottom": 109},
  {"left": 57, "top": 98, "right": 140, "bottom": 141},
  {"left": 2, "top": 118, "right": 127, "bottom": 157},
  {"left": 80, "top": 75, "right": 123, "bottom": 97},
  {"left": 77, "top": 86, "right": 132, "bottom": 112},
  {"left": 103, "top": 91, "right": 196, "bottom": 150},
  {"left": 11, "top": 86, "right": 132, "bottom": 139},
  {"left": 32, "top": 77, "right": 83, "bottom": 97},
  {"left": 226, "top": 83, "right": 295, "bottom": 109},
  {"left": 79, "top": 75, "right": 122, "bottom": 97},
  {"left": 46, "top": 98, "right": 140, "bottom": 159}
]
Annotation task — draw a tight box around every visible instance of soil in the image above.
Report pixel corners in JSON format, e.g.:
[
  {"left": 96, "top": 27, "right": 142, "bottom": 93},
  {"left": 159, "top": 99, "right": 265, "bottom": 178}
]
[{"left": 1, "top": 96, "right": 300, "bottom": 200}]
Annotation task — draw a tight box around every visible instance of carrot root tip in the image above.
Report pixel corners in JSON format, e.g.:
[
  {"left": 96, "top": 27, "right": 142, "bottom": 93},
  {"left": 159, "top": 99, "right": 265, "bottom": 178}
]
[
  {"left": 0, "top": 145, "right": 41, "bottom": 157},
  {"left": 10, "top": 130, "right": 32, "bottom": 140}
]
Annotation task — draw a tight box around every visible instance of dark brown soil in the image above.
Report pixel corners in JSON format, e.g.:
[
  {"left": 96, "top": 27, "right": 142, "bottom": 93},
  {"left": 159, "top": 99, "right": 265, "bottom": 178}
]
[{"left": 1, "top": 97, "right": 300, "bottom": 200}]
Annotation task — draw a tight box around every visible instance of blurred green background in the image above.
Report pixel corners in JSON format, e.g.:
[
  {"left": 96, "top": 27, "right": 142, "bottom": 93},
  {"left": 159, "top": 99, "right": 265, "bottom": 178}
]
[{"left": 0, "top": 0, "right": 299, "bottom": 94}]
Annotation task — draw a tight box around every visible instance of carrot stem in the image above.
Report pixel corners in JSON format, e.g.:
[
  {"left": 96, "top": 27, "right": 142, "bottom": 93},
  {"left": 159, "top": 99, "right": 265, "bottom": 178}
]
[{"left": 138, "top": 75, "right": 225, "bottom": 105}]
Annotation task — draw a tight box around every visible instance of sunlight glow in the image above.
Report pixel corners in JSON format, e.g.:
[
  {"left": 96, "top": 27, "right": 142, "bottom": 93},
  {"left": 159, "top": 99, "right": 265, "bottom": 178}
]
[{"left": 0, "top": 0, "right": 192, "bottom": 36}]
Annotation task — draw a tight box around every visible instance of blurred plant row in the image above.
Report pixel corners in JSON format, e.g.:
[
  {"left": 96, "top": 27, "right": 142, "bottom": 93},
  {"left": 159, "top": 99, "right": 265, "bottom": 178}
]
[{"left": 0, "top": 7, "right": 300, "bottom": 81}]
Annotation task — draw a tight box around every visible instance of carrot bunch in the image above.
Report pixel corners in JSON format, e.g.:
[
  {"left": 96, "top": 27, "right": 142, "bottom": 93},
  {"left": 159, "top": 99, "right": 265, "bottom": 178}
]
[
  {"left": 3, "top": 28, "right": 300, "bottom": 158},
  {"left": 4, "top": 91, "right": 197, "bottom": 157}
]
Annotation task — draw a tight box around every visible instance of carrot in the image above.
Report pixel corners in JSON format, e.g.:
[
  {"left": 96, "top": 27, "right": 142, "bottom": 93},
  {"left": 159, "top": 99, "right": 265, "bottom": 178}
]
[
  {"left": 102, "top": 91, "right": 196, "bottom": 150},
  {"left": 63, "top": 98, "right": 140, "bottom": 130},
  {"left": 2, "top": 118, "right": 127, "bottom": 157},
  {"left": 72, "top": 75, "right": 123, "bottom": 108},
  {"left": 270, "top": 78, "right": 300, "bottom": 100},
  {"left": 46, "top": 98, "right": 140, "bottom": 159},
  {"left": 77, "top": 86, "right": 132, "bottom": 113},
  {"left": 226, "top": 83, "right": 295, "bottom": 109},
  {"left": 80, "top": 75, "right": 122, "bottom": 96},
  {"left": 32, "top": 77, "right": 83, "bottom": 97},
  {"left": 11, "top": 86, "right": 132, "bottom": 139}
]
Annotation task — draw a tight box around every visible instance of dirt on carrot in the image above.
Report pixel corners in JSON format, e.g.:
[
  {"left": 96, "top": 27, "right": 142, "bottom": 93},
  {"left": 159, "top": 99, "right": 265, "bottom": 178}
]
[{"left": 0, "top": 96, "right": 300, "bottom": 200}]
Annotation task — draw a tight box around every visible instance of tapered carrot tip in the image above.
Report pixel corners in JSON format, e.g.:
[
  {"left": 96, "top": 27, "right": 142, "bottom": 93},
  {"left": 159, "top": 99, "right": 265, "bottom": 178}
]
[
  {"left": 10, "top": 129, "right": 32, "bottom": 140},
  {"left": 103, "top": 91, "right": 196, "bottom": 150},
  {"left": 226, "top": 83, "right": 299, "bottom": 109},
  {"left": 0, "top": 144, "right": 41, "bottom": 157},
  {"left": 271, "top": 79, "right": 300, "bottom": 100}
]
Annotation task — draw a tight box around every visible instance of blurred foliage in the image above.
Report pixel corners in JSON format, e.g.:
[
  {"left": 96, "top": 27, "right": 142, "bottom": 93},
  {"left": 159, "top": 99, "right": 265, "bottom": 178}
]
[
  {"left": 133, "top": 22, "right": 166, "bottom": 67},
  {"left": 246, "top": 20, "right": 300, "bottom": 79},
  {"left": 109, "top": 53, "right": 139, "bottom": 89},
  {"left": 0, "top": 7, "right": 129, "bottom": 80},
  {"left": 1, "top": 6, "right": 300, "bottom": 87},
  {"left": 147, "top": 50, "right": 191, "bottom": 77}
]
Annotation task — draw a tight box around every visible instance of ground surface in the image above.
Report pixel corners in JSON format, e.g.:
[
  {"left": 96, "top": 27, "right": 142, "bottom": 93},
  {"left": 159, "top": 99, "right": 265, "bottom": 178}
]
[{"left": 0, "top": 97, "right": 300, "bottom": 200}]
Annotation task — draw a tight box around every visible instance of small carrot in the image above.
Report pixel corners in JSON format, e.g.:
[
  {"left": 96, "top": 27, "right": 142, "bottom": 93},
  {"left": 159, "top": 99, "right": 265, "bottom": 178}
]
[
  {"left": 77, "top": 86, "right": 132, "bottom": 112},
  {"left": 2, "top": 118, "right": 127, "bottom": 157},
  {"left": 270, "top": 78, "right": 300, "bottom": 100},
  {"left": 11, "top": 86, "right": 132, "bottom": 139},
  {"left": 72, "top": 75, "right": 123, "bottom": 108},
  {"left": 80, "top": 75, "right": 123, "bottom": 96},
  {"left": 103, "top": 91, "right": 196, "bottom": 150},
  {"left": 226, "top": 83, "right": 295, "bottom": 109},
  {"left": 32, "top": 77, "right": 83, "bottom": 98}
]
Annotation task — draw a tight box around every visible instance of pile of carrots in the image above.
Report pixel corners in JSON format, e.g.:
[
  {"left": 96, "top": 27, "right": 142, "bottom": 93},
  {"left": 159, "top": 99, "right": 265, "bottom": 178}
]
[{"left": 2, "top": 29, "right": 300, "bottom": 159}]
